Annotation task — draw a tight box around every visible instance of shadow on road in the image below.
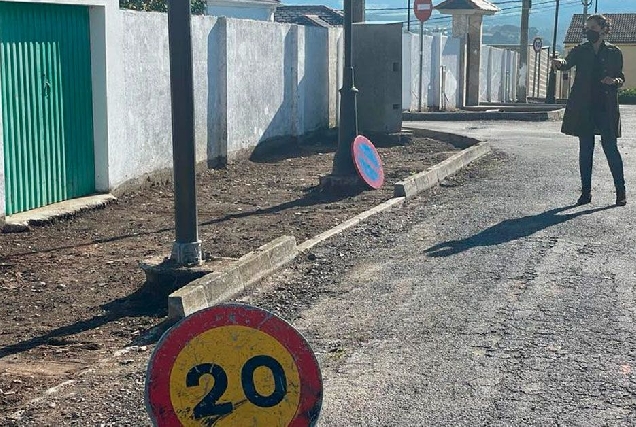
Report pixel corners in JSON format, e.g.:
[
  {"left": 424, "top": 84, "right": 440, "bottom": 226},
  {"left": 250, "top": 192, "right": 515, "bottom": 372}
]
[{"left": 425, "top": 204, "right": 617, "bottom": 258}]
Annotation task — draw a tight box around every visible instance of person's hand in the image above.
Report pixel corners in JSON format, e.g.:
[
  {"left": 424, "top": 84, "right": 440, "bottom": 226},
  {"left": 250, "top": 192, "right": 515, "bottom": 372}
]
[
  {"left": 601, "top": 76, "right": 620, "bottom": 85},
  {"left": 552, "top": 58, "right": 565, "bottom": 69}
]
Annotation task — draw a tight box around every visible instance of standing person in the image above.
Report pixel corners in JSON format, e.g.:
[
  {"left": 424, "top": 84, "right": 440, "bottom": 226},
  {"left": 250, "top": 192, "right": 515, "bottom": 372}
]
[{"left": 553, "top": 14, "right": 626, "bottom": 206}]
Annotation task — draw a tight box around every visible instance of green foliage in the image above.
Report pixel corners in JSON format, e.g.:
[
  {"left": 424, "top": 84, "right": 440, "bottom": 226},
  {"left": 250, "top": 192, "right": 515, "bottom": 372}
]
[
  {"left": 619, "top": 88, "right": 636, "bottom": 105},
  {"left": 119, "top": 0, "right": 206, "bottom": 15}
]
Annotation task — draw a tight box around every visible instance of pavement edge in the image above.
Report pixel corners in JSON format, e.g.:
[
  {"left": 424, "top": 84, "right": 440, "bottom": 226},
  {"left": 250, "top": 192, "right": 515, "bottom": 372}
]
[
  {"left": 394, "top": 142, "right": 492, "bottom": 198},
  {"left": 168, "top": 137, "right": 493, "bottom": 319}
]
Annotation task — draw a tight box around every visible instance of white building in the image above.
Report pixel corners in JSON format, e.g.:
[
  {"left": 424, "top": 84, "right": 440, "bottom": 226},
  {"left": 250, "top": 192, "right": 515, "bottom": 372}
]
[{"left": 206, "top": 0, "right": 279, "bottom": 21}]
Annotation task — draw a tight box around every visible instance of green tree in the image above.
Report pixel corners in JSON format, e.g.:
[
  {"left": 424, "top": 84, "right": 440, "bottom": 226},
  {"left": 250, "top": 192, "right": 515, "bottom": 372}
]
[{"left": 119, "top": 0, "right": 207, "bottom": 15}]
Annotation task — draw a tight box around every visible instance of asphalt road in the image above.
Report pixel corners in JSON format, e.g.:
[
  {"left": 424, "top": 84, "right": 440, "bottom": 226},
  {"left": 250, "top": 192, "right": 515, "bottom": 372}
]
[
  {"left": 11, "top": 107, "right": 634, "bottom": 426},
  {"left": 249, "top": 106, "right": 636, "bottom": 426}
]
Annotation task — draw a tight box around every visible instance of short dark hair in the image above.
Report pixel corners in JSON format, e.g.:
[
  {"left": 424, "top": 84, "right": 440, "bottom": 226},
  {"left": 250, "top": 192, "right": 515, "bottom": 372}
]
[{"left": 587, "top": 14, "right": 612, "bottom": 33}]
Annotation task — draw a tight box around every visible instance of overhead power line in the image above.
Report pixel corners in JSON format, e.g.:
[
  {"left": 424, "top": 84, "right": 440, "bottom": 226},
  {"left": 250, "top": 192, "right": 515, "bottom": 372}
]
[{"left": 367, "top": 0, "right": 586, "bottom": 23}]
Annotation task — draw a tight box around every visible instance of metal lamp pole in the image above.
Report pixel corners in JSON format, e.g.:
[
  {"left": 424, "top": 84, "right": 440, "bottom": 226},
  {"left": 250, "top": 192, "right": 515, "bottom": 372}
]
[
  {"left": 546, "top": 0, "right": 560, "bottom": 104},
  {"left": 167, "top": 0, "right": 202, "bottom": 265},
  {"left": 332, "top": 0, "right": 359, "bottom": 176}
]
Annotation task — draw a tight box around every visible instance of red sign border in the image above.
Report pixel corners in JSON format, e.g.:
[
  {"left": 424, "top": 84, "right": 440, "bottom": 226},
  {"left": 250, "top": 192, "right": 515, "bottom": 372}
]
[
  {"left": 352, "top": 135, "right": 385, "bottom": 190},
  {"left": 145, "top": 303, "right": 323, "bottom": 426},
  {"left": 532, "top": 37, "right": 543, "bottom": 53},
  {"left": 413, "top": 0, "right": 433, "bottom": 22}
]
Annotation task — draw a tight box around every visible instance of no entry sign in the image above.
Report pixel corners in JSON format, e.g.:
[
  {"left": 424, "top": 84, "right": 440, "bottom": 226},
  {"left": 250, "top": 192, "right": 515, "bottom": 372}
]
[
  {"left": 414, "top": 0, "right": 433, "bottom": 22},
  {"left": 352, "top": 135, "right": 384, "bottom": 190},
  {"left": 145, "top": 304, "right": 322, "bottom": 426}
]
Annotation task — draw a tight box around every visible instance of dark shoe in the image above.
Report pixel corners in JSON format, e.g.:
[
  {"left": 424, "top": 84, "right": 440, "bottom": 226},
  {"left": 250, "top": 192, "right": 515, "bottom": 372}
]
[
  {"left": 576, "top": 193, "right": 592, "bottom": 206},
  {"left": 616, "top": 189, "right": 627, "bottom": 206}
]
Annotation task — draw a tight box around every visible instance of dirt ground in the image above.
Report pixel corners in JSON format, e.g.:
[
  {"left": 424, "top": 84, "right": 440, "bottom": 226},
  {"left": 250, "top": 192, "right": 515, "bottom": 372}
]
[{"left": 0, "top": 132, "right": 465, "bottom": 423}]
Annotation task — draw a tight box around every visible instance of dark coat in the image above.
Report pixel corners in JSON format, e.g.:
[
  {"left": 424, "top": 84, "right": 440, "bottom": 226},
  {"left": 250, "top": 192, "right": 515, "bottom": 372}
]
[{"left": 558, "top": 41, "right": 625, "bottom": 138}]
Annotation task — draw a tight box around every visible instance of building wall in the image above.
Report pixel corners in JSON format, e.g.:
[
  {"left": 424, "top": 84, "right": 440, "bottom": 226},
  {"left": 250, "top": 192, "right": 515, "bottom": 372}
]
[
  {"left": 112, "top": 13, "right": 336, "bottom": 186},
  {"left": 620, "top": 44, "right": 636, "bottom": 90},
  {"left": 403, "top": 34, "right": 516, "bottom": 110},
  {"left": 441, "top": 37, "right": 461, "bottom": 109},
  {"left": 113, "top": 11, "right": 215, "bottom": 188},
  {"left": 478, "top": 46, "right": 514, "bottom": 103},
  {"left": 0, "top": 0, "right": 119, "bottom": 220},
  {"left": 206, "top": 3, "right": 274, "bottom": 22},
  {"left": 403, "top": 32, "right": 433, "bottom": 111}
]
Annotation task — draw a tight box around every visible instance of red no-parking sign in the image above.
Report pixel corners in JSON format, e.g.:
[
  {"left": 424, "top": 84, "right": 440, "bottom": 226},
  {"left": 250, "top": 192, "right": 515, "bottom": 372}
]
[{"left": 414, "top": 0, "right": 433, "bottom": 22}]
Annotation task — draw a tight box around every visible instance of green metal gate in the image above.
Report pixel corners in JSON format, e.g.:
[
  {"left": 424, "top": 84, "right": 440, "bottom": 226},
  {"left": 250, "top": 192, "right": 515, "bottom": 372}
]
[{"left": 0, "top": 2, "right": 95, "bottom": 215}]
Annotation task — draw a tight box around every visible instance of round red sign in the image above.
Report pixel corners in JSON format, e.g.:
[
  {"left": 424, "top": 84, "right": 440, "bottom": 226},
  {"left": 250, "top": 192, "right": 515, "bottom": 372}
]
[
  {"left": 145, "top": 303, "right": 323, "bottom": 426},
  {"left": 414, "top": 0, "right": 433, "bottom": 22},
  {"left": 352, "top": 135, "right": 384, "bottom": 190}
]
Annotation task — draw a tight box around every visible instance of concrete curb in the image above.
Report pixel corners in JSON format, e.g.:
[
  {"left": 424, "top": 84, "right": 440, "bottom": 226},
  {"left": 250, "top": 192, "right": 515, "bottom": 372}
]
[
  {"left": 168, "top": 236, "right": 297, "bottom": 319},
  {"left": 167, "top": 136, "right": 493, "bottom": 319},
  {"left": 3, "top": 194, "right": 117, "bottom": 233},
  {"left": 403, "top": 109, "right": 565, "bottom": 122},
  {"left": 394, "top": 143, "right": 492, "bottom": 198}
]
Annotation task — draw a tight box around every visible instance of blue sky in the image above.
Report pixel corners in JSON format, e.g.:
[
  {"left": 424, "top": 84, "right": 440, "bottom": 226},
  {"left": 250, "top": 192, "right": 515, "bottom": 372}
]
[{"left": 280, "top": 0, "right": 634, "bottom": 31}]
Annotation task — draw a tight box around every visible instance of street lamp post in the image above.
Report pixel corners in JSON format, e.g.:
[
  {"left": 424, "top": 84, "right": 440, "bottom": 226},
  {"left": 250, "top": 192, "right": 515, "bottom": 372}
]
[
  {"left": 167, "top": 0, "right": 202, "bottom": 265},
  {"left": 331, "top": 0, "right": 359, "bottom": 177},
  {"left": 546, "top": 0, "right": 560, "bottom": 104}
]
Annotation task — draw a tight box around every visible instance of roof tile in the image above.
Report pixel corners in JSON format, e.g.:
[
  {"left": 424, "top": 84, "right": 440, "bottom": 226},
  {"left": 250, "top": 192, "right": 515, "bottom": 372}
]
[
  {"left": 565, "top": 13, "right": 636, "bottom": 44},
  {"left": 274, "top": 5, "right": 343, "bottom": 27}
]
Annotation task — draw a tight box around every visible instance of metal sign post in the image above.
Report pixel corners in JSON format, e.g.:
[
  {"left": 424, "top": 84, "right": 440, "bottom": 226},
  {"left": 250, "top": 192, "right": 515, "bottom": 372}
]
[
  {"left": 414, "top": 0, "right": 432, "bottom": 112},
  {"left": 167, "top": 0, "right": 202, "bottom": 265},
  {"left": 532, "top": 37, "right": 542, "bottom": 98},
  {"left": 546, "top": 0, "right": 560, "bottom": 104}
]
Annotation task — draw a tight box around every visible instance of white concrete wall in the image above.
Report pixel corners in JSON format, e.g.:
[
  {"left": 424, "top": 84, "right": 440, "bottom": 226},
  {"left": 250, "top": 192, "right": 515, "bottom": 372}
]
[
  {"left": 490, "top": 47, "right": 505, "bottom": 102},
  {"left": 403, "top": 33, "right": 464, "bottom": 111},
  {"left": 302, "top": 26, "right": 330, "bottom": 134},
  {"left": 480, "top": 46, "right": 515, "bottom": 103},
  {"left": 112, "top": 11, "right": 216, "bottom": 188},
  {"left": 403, "top": 32, "right": 433, "bottom": 111},
  {"left": 112, "top": 13, "right": 335, "bottom": 185},
  {"left": 441, "top": 36, "right": 461, "bottom": 109},
  {"left": 329, "top": 28, "right": 342, "bottom": 127},
  {"left": 479, "top": 46, "right": 490, "bottom": 102},
  {"left": 225, "top": 20, "right": 293, "bottom": 152}
]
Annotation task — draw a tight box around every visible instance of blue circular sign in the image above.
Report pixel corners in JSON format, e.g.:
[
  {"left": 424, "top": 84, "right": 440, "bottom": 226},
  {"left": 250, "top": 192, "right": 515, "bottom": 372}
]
[{"left": 352, "top": 135, "right": 384, "bottom": 190}]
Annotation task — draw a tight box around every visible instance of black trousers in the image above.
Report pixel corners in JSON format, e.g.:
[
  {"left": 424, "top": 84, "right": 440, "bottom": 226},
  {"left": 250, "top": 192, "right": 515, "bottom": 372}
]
[{"left": 578, "top": 111, "right": 625, "bottom": 195}]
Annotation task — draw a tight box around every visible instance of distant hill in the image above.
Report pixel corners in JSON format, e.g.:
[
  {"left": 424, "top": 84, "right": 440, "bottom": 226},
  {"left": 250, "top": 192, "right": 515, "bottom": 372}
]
[{"left": 280, "top": 0, "right": 634, "bottom": 54}]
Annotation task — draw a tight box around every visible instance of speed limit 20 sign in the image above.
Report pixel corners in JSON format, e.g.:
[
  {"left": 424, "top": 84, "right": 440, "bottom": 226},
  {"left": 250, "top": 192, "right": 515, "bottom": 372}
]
[{"left": 145, "top": 304, "right": 323, "bottom": 426}]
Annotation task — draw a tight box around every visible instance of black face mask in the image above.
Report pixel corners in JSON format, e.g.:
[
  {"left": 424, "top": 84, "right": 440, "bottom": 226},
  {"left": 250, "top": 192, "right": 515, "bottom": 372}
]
[{"left": 586, "top": 29, "right": 601, "bottom": 43}]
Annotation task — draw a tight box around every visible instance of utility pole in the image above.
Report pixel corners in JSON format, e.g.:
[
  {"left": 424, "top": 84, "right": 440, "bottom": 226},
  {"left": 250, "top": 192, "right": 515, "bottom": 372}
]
[
  {"left": 516, "top": 0, "right": 531, "bottom": 103},
  {"left": 352, "top": 0, "right": 365, "bottom": 23},
  {"left": 546, "top": 0, "right": 560, "bottom": 104},
  {"left": 595, "top": 0, "right": 598, "bottom": 13},
  {"left": 582, "top": 0, "right": 593, "bottom": 41},
  {"left": 167, "top": 0, "right": 202, "bottom": 265}
]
